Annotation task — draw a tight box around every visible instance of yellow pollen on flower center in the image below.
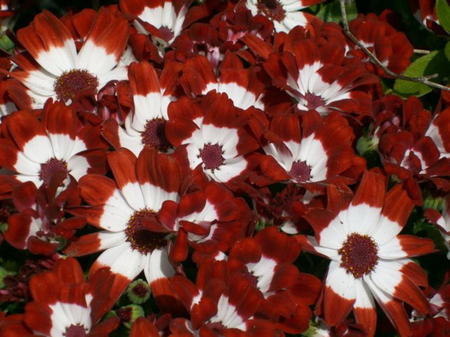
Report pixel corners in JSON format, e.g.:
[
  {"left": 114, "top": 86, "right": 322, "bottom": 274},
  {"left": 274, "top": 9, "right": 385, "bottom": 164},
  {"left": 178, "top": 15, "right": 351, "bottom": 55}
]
[
  {"left": 256, "top": 0, "right": 286, "bottom": 22},
  {"left": 338, "top": 232, "right": 379, "bottom": 278},
  {"left": 125, "top": 209, "right": 168, "bottom": 254},
  {"left": 54, "top": 69, "right": 99, "bottom": 103}
]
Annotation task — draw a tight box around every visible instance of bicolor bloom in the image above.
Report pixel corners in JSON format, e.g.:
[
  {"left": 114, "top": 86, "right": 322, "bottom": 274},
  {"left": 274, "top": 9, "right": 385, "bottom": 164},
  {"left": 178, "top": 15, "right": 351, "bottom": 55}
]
[
  {"left": 0, "top": 101, "right": 107, "bottom": 196},
  {"left": 347, "top": 13, "right": 413, "bottom": 76},
  {"left": 264, "top": 36, "right": 378, "bottom": 117},
  {"left": 120, "top": 0, "right": 190, "bottom": 48},
  {"left": 171, "top": 259, "right": 277, "bottom": 335},
  {"left": 166, "top": 92, "right": 260, "bottom": 184},
  {"left": 251, "top": 110, "right": 365, "bottom": 187},
  {"left": 244, "top": 0, "right": 324, "bottom": 33},
  {"left": 180, "top": 54, "right": 266, "bottom": 110},
  {"left": 228, "top": 227, "right": 322, "bottom": 334},
  {"left": 9, "top": 8, "right": 132, "bottom": 109},
  {"left": 297, "top": 171, "right": 435, "bottom": 337},
  {"left": 103, "top": 60, "right": 182, "bottom": 156},
  {"left": 4, "top": 181, "right": 84, "bottom": 255},
  {"left": 5, "top": 258, "right": 120, "bottom": 337},
  {"left": 65, "top": 147, "right": 184, "bottom": 307}
]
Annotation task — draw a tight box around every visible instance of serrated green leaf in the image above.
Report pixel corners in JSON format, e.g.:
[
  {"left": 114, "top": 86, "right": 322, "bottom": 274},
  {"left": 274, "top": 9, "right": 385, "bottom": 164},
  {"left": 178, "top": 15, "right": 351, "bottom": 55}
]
[
  {"left": 393, "top": 50, "right": 450, "bottom": 97},
  {"left": 437, "top": 0, "right": 450, "bottom": 33},
  {"left": 315, "top": 0, "right": 357, "bottom": 23}
]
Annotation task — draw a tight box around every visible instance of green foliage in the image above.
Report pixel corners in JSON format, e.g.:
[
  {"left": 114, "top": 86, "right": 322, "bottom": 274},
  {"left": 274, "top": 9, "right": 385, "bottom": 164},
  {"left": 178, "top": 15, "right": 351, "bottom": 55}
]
[
  {"left": 393, "top": 50, "right": 450, "bottom": 97},
  {"left": 314, "top": 0, "right": 358, "bottom": 23},
  {"left": 437, "top": 0, "right": 450, "bottom": 33}
]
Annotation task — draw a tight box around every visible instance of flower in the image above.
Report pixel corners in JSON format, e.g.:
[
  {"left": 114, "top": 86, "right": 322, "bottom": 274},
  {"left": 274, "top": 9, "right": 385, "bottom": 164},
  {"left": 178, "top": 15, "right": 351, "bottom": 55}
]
[
  {"left": 64, "top": 147, "right": 184, "bottom": 306},
  {"left": 297, "top": 170, "right": 435, "bottom": 336},
  {"left": 166, "top": 91, "right": 260, "bottom": 185},
  {"left": 103, "top": 60, "right": 182, "bottom": 156},
  {"left": 0, "top": 257, "right": 120, "bottom": 337},
  {"left": 244, "top": 0, "right": 324, "bottom": 33},
  {"left": 0, "top": 100, "right": 107, "bottom": 196},
  {"left": 9, "top": 8, "right": 132, "bottom": 109}
]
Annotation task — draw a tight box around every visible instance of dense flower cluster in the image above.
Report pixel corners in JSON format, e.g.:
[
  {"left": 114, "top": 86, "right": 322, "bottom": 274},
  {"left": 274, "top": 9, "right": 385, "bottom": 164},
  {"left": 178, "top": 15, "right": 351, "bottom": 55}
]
[{"left": 0, "top": 0, "right": 449, "bottom": 336}]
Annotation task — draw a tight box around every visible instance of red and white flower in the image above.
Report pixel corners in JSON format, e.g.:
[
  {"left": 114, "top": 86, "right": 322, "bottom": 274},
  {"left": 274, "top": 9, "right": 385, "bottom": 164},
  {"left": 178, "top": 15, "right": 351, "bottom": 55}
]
[
  {"left": 9, "top": 8, "right": 132, "bottom": 109},
  {"left": 120, "top": 0, "right": 190, "bottom": 48},
  {"left": 181, "top": 54, "right": 266, "bottom": 110},
  {"left": 166, "top": 92, "right": 260, "bottom": 185},
  {"left": 298, "top": 171, "right": 435, "bottom": 337},
  {"left": 103, "top": 60, "right": 182, "bottom": 156},
  {"left": 65, "top": 147, "right": 183, "bottom": 303},
  {"left": 7, "top": 258, "right": 119, "bottom": 337},
  {"left": 264, "top": 31, "right": 378, "bottom": 117},
  {"left": 171, "top": 259, "right": 277, "bottom": 335},
  {"left": 251, "top": 110, "right": 365, "bottom": 188},
  {"left": 0, "top": 101, "right": 107, "bottom": 196},
  {"left": 244, "top": 0, "right": 324, "bottom": 33}
]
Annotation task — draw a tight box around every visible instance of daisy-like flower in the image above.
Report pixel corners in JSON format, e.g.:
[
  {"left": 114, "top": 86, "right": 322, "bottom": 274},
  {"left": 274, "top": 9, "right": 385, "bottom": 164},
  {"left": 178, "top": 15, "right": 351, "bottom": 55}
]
[
  {"left": 65, "top": 147, "right": 184, "bottom": 307},
  {"left": 120, "top": 0, "right": 190, "bottom": 48},
  {"left": 0, "top": 258, "right": 120, "bottom": 337},
  {"left": 4, "top": 180, "right": 84, "bottom": 255},
  {"left": 171, "top": 259, "right": 278, "bottom": 336},
  {"left": 297, "top": 170, "right": 435, "bottom": 337},
  {"left": 166, "top": 91, "right": 260, "bottom": 185},
  {"left": 347, "top": 13, "right": 414, "bottom": 76},
  {"left": 103, "top": 60, "right": 182, "bottom": 156},
  {"left": 264, "top": 33, "right": 378, "bottom": 117},
  {"left": 0, "top": 100, "right": 107, "bottom": 196},
  {"left": 180, "top": 54, "right": 266, "bottom": 110},
  {"left": 244, "top": 0, "right": 325, "bottom": 33},
  {"left": 9, "top": 8, "right": 131, "bottom": 109},
  {"left": 228, "top": 227, "right": 322, "bottom": 334},
  {"left": 251, "top": 110, "right": 365, "bottom": 188}
]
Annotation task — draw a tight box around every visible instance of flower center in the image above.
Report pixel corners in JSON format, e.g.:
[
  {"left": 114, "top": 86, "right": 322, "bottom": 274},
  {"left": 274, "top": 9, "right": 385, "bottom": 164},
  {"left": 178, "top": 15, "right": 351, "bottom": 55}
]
[
  {"left": 64, "top": 324, "right": 88, "bottom": 337},
  {"left": 288, "top": 160, "right": 311, "bottom": 183},
  {"left": 304, "top": 93, "right": 325, "bottom": 111},
  {"left": 39, "top": 158, "right": 69, "bottom": 187},
  {"left": 256, "top": 0, "right": 286, "bottom": 22},
  {"left": 338, "top": 233, "right": 379, "bottom": 278},
  {"left": 54, "top": 69, "right": 99, "bottom": 103},
  {"left": 125, "top": 209, "right": 168, "bottom": 255},
  {"left": 141, "top": 118, "right": 171, "bottom": 152},
  {"left": 199, "top": 143, "right": 225, "bottom": 171}
]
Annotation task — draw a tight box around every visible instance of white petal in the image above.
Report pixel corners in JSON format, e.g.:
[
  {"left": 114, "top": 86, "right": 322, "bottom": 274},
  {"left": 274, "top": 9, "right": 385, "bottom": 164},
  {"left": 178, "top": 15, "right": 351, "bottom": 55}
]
[
  {"left": 143, "top": 248, "right": 175, "bottom": 283},
  {"left": 97, "top": 242, "right": 145, "bottom": 280}
]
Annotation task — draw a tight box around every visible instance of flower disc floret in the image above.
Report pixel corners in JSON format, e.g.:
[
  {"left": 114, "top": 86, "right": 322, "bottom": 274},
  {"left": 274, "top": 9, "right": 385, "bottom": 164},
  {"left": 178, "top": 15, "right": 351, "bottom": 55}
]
[
  {"left": 65, "top": 324, "right": 88, "bottom": 337},
  {"left": 289, "top": 160, "right": 312, "bottom": 183},
  {"left": 257, "top": 0, "right": 286, "bottom": 21},
  {"left": 338, "top": 233, "right": 379, "bottom": 278},
  {"left": 141, "top": 118, "right": 171, "bottom": 151},
  {"left": 199, "top": 143, "right": 225, "bottom": 171},
  {"left": 39, "top": 157, "right": 69, "bottom": 187},
  {"left": 125, "top": 209, "right": 167, "bottom": 255},
  {"left": 54, "top": 69, "right": 99, "bottom": 103}
]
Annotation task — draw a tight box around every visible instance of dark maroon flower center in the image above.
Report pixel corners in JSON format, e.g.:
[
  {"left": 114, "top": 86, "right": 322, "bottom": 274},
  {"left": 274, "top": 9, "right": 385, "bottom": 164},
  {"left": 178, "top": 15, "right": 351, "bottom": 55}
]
[
  {"left": 338, "top": 233, "right": 379, "bottom": 278},
  {"left": 54, "top": 69, "right": 99, "bottom": 103},
  {"left": 304, "top": 93, "right": 326, "bottom": 111},
  {"left": 141, "top": 118, "right": 171, "bottom": 152},
  {"left": 199, "top": 143, "right": 225, "bottom": 171},
  {"left": 257, "top": 0, "right": 285, "bottom": 22},
  {"left": 125, "top": 209, "right": 168, "bottom": 254},
  {"left": 64, "top": 324, "right": 88, "bottom": 337},
  {"left": 39, "top": 158, "right": 69, "bottom": 187},
  {"left": 159, "top": 26, "right": 174, "bottom": 42},
  {"left": 288, "top": 160, "right": 311, "bottom": 183},
  {"left": 116, "top": 306, "right": 133, "bottom": 323}
]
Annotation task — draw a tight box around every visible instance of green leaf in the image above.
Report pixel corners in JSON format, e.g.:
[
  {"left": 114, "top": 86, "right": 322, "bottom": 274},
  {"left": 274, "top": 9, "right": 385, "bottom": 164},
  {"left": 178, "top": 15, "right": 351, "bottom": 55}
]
[
  {"left": 437, "top": 0, "right": 450, "bottom": 33},
  {"left": 393, "top": 50, "right": 450, "bottom": 97},
  {"left": 445, "top": 41, "right": 450, "bottom": 61},
  {"left": 315, "top": 0, "right": 357, "bottom": 23}
]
